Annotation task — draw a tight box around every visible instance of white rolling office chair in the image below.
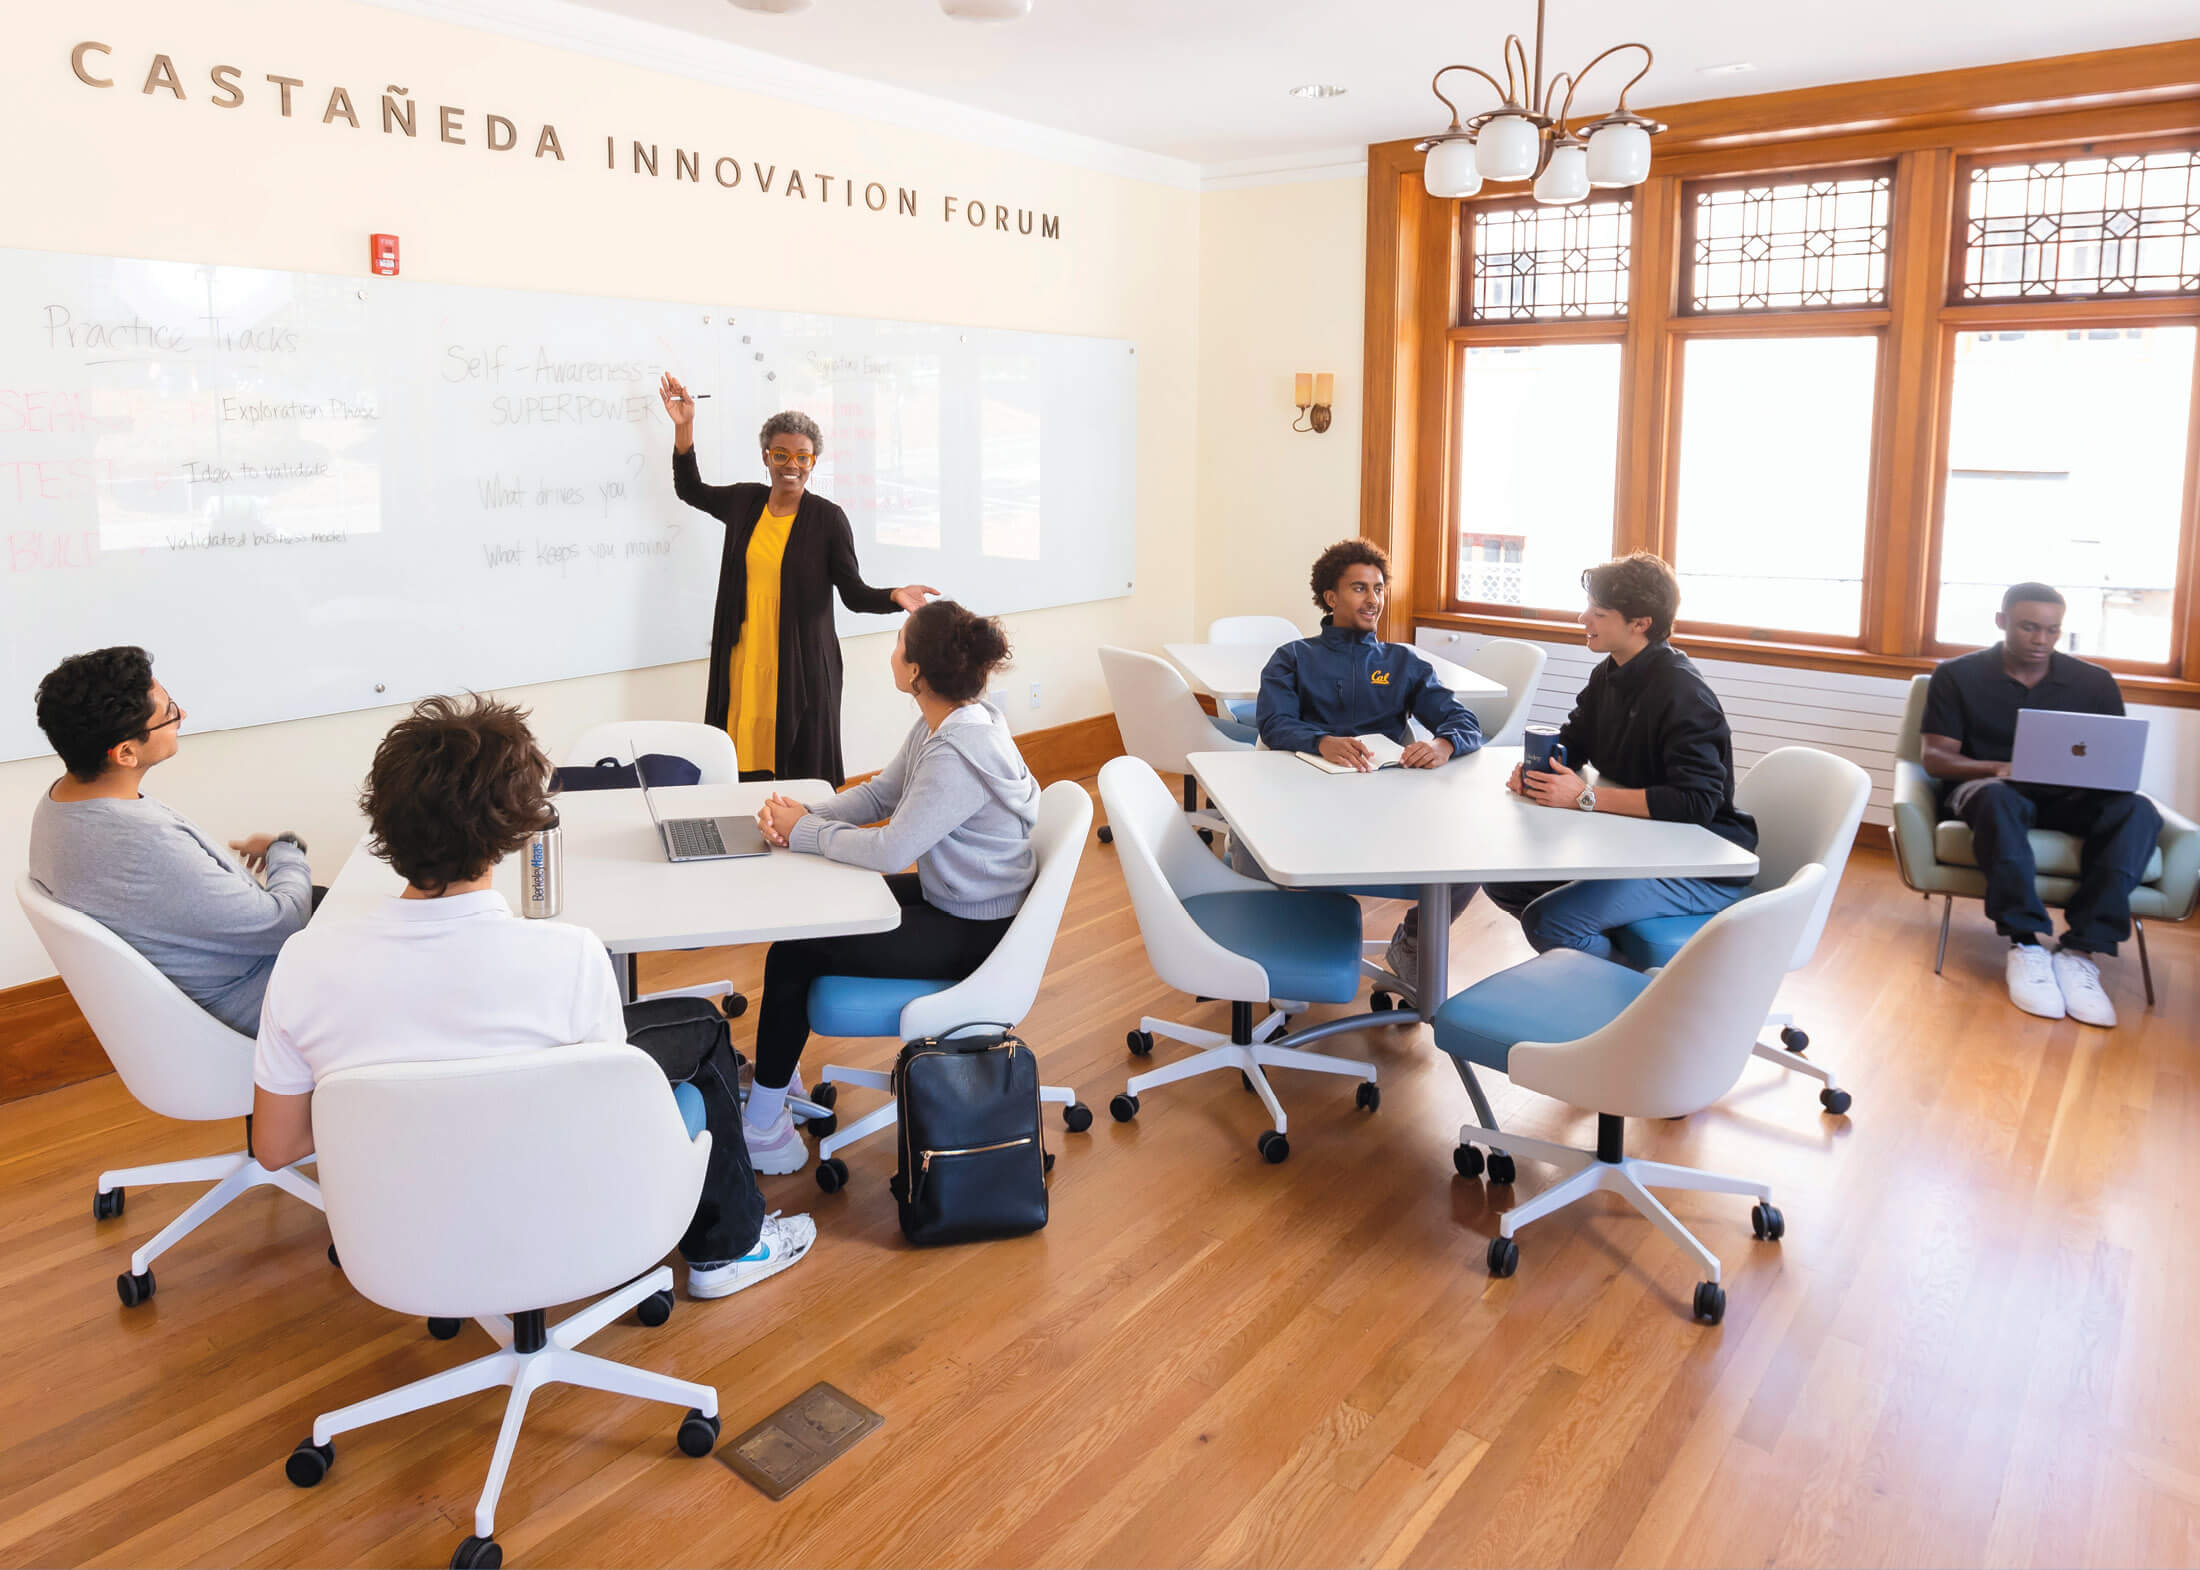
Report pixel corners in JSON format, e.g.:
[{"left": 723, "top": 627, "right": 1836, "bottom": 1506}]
[
  {"left": 1207, "top": 615, "right": 1303, "bottom": 724},
  {"left": 1611, "top": 746, "right": 1872, "bottom": 1115},
  {"left": 1099, "top": 756, "right": 1376, "bottom": 1163},
  {"left": 1096, "top": 646, "right": 1255, "bottom": 847},
  {"left": 1434, "top": 865, "right": 1825, "bottom": 1324},
  {"left": 16, "top": 877, "right": 325, "bottom": 1307},
  {"left": 1456, "top": 637, "right": 1548, "bottom": 746},
  {"left": 810, "top": 782, "right": 1095, "bottom": 1190},
  {"left": 285, "top": 1043, "right": 721, "bottom": 1570}
]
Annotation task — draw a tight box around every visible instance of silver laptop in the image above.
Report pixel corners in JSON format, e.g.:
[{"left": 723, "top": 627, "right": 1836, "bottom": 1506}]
[
  {"left": 639, "top": 773, "right": 770, "bottom": 862},
  {"left": 2010, "top": 709, "right": 2148, "bottom": 792}
]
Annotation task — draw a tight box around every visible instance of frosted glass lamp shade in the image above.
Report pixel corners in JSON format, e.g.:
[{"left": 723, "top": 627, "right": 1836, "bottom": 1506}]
[
  {"left": 1475, "top": 115, "right": 1539, "bottom": 181},
  {"left": 727, "top": 0, "right": 812, "bottom": 10},
  {"left": 1423, "top": 139, "right": 1484, "bottom": 199},
  {"left": 940, "top": 0, "right": 1032, "bottom": 17},
  {"left": 1586, "top": 122, "right": 1653, "bottom": 187},
  {"left": 1533, "top": 142, "right": 1590, "bottom": 205}
]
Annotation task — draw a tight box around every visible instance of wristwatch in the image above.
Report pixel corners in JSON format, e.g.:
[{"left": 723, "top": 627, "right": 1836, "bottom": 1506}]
[
  {"left": 1575, "top": 786, "right": 1597, "bottom": 813},
  {"left": 272, "top": 831, "right": 309, "bottom": 854}
]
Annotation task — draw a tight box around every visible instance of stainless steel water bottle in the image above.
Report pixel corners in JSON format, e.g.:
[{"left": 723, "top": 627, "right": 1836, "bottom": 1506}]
[{"left": 522, "top": 812, "right": 563, "bottom": 918}]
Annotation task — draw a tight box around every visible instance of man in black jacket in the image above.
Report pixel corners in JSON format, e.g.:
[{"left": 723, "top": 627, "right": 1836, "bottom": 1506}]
[{"left": 1487, "top": 553, "right": 1759, "bottom": 960}]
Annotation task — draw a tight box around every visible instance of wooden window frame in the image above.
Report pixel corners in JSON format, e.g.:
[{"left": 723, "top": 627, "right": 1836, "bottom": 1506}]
[
  {"left": 1363, "top": 38, "right": 2200, "bottom": 707},
  {"left": 1677, "top": 162, "right": 1899, "bottom": 317}
]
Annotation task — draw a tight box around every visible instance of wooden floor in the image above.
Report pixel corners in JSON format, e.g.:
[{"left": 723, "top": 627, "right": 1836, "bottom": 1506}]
[{"left": 4, "top": 781, "right": 2197, "bottom": 1568}]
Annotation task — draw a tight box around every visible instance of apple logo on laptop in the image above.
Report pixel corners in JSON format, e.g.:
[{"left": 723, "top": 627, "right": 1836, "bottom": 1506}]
[{"left": 2071, "top": 742, "right": 2087, "bottom": 757}]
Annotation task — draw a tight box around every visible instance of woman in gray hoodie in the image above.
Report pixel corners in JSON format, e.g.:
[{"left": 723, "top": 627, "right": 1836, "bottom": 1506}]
[{"left": 742, "top": 600, "right": 1041, "bottom": 1173}]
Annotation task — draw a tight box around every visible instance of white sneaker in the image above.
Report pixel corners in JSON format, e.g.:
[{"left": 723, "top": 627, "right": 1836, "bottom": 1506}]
[
  {"left": 687, "top": 1212, "right": 816, "bottom": 1300},
  {"left": 2006, "top": 943, "right": 2065, "bottom": 1020},
  {"left": 2052, "top": 948, "right": 2117, "bottom": 1028},
  {"left": 742, "top": 1103, "right": 808, "bottom": 1176}
]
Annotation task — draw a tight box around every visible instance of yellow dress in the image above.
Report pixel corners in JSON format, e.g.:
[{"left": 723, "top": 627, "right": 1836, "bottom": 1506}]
[{"left": 726, "top": 505, "right": 795, "bottom": 773}]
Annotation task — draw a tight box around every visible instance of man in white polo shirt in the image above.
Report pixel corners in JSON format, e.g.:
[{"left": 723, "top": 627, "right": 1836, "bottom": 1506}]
[{"left": 249, "top": 693, "right": 812, "bottom": 1301}]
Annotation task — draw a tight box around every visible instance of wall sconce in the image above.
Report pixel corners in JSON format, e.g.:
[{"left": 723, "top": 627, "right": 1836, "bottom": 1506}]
[{"left": 1293, "top": 372, "right": 1333, "bottom": 434}]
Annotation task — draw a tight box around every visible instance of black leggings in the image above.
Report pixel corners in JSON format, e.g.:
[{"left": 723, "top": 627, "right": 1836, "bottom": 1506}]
[{"left": 753, "top": 873, "right": 1013, "bottom": 1089}]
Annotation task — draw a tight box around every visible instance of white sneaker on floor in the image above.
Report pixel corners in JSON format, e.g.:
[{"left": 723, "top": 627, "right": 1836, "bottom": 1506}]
[
  {"left": 2006, "top": 943, "right": 2065, "bottom": 1020},
  {"left": 687, "top": 1212, "right": 817, "bottom": 1300},
  {"left": 742, "top": 1103, "right": 809, "bottom": 1175},
  {"left": 2052, "top": 948, "right": 2117, "bottom": 1028}
]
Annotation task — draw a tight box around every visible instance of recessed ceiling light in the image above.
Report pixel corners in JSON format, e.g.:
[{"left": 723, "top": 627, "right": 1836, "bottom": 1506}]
[
  {"left": 940, "top": 0, "right": 1032, "bottom": 19},
  {"left": 1698, "top": 61, "right": 1756, "bottom": 76},
  {"left": 1290, "top": 83, "right": 1348, "bottom": 99},
  {"left": 727, "top": 0, "right": 811, "bottom": 11}
]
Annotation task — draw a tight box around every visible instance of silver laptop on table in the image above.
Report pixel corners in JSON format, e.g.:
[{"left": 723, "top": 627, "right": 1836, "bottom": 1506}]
[
  {"left": 638, "top": 774, "right": 770, "bottom": 863},
  {"left": 2010, "top": 709, "right": 2149, "bottom": 792}
]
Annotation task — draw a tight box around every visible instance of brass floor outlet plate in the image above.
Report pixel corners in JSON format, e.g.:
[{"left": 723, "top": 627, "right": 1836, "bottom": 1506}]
[{"left": 715, "top": 1382, "right": 882, "bottom": 1501}]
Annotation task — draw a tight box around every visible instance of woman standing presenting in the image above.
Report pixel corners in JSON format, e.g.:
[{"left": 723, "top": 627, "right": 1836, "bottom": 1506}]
[{"left": 661, "top": 372, "right": 936, "bottom": 786}]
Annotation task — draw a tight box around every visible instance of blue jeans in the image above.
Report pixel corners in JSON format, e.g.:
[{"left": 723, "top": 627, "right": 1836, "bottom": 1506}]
[{"left": 1484, "top": 877, "right": 1750, "bottom": 962}]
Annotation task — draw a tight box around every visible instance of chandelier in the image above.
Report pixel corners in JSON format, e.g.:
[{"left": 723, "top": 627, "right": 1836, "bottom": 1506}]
[{"left": 1417, "top": 0, "right": 1663, "bottom": 205}]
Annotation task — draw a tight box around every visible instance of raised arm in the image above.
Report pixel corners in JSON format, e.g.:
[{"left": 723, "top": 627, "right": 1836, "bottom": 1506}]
[{"left": 661, "top": 372, "right": 749, "bottom": 520}]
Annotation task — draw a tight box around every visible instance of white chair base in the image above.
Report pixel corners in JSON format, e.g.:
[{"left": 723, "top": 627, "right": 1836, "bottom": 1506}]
[
  {"left": 1122, "top": 1008, "right": 1374, "bottom": 1142},
  {"left": 98, "top": 1145, "right": 323, "bottom": 1281},
  {"left": 1461, "top": 1116, "right": 1776, "bottom": 1296},
  {"left": 295, "top": 1265, "right": 716, "bottom": 1545},
  {"left": 814, "top": 1066, "right": 1084, "bottom": 1168},
  {"left": 1750, "top": 1011, "right": 1850, "bottom": 1112}
]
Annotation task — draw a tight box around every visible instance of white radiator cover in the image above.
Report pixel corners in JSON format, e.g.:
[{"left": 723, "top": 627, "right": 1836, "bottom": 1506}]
[{"left": 1416, "top": 628, "right": 2200, "bottom": 827}]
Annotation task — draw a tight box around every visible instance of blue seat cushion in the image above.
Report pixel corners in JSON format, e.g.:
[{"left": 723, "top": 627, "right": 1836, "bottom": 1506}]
[
  {"left": 672, "top": 1081, "right": 708, "bottom": 1140},
  {"left": 1611, "top": 912, "right": 1714, "bottom": 972},
  {"left": 1226, "top": 698, "right": 1258, "bottom": 724},
  {"left": 1181, "top": 890, "right": 1366, "bottom": 1004},
  {"left": 1431, "top": 949, "right": 1653, "bottom": 1073},
  {"left": 1208, "top": 712, "right": 1259, "bottom": 746},
  {"left": 807, "top": 975, "right": 953, "bottom": 1038}
]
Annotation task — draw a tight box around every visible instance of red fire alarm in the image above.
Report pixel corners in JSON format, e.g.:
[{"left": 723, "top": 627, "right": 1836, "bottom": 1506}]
[{"left": 370, "top": 233, "right": 400, "bottom": 276}]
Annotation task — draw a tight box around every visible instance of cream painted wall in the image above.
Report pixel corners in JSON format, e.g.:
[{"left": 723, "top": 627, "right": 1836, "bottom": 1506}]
[
  {"left": 0, "top": 0, "right": 1200, "bottom": 988},
  {"left": 1193, "top": 176, "right": 1368, "bottom": 641}
]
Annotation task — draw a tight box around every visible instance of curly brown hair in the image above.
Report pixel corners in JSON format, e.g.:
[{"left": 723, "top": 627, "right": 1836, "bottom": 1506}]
[
  {"left": 35, "top": 645, "right": 158, "bottom": 782},
  {"left": 360, "top": 694, "right": 555, "bottom": 892},
  {"left": 902, "top": 600, "right": 1012, "bottom": 703},
  {"left": 1309, "top": 538, "right": 1390, "bottom": 613},
  {"left": 1581, "top": 552, "right": 1681, "bottom": 643}
]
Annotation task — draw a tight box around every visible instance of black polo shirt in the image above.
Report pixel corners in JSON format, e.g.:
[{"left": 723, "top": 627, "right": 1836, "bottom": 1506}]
[{"left": 1922, "top": 647, "right": 2126, "bottom": 767}]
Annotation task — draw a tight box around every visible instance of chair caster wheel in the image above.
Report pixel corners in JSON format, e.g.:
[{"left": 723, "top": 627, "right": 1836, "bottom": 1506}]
[
  {"left": 1485, "top": 1152, "right": 1517, "bottom": 1185},
  {"left": 1097, "top": 825, "right": 1113, "bottom": 844},
  {"left": 1109, "top": 1093, "right": 1140, "bottom": 1122},
  {"left": 722, "top": 993, "right": 749, "bottom": 1021},
  {"left": 1355, "top": 1081, "right": 1380, "bottom": 1112},
  {"left": 1063, "top": 1102, "right": 1093, "bottom": 1133},
  {"left": 450, "top": 1534, "right": 502, "bottom": 1569},
  {"left": 1781, "top": 1026, "right": 1808, "bottom": 1053},
  {"left": 116, "top": 1269, "right": 156, "bottom": 1307},
  {"left": 636, "top": 1289, "right": 675, "bottom": 1327},
  {"left": 1043, "top": 1150, "right": 1056, "bottom": 1174},
  {"left": 1751, "top": 1202, "right": 1785, "bottom": 1241},
  {"left": 285, "top": 1438, "right": 334, "bottom": 1488},
  {"left": 93, "top": 1187, "right": 125, "bottom": 1221},
  {"left": 1257, "top": 1129, "right": 1289, "bottom": 1163},
  {"left": 1126, "top": 1029, "right": 1154, "bottom": 1057},
  {"left": 1820, "top": 1087, "right": 1852, "bottom": 1115},
  {"left": 1453, "top": 1143, "right": 1485, "bottom": 1179},
  {"left": 1486, "top": 1237, "right": 1519, "bottom": 1278},
  {"left": 677, "top": 1408, "right": 723, "bottom": 1458},
  {"left": 427, "top": 1316, "right": 464, "bottom": 1340},
  {"left": 816, "top": 1158, "right": 849, "bottom": 1193},
  {"left": 327, "top": 1242, "right": 341, "bottom": 1268},
  {"left": 1693, "top": 1281, "right": 1727, "bottom": 1324},
  {"left": 1370, "top": 991, "right": 1394, "bottom": 1012},
  {"left": 807, "top": 1113, "right": 839, "bottom": 1139},
  {"left": 809, "top": 1082, "right": 838, "bottom": 1110},
  {"left": 1197, "top": 827, "right": 1215, "bottom": 846}
]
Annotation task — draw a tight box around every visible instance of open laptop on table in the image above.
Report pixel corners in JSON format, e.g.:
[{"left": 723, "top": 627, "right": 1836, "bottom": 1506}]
[
  {"left": 2010, "top": 709, "right": 2149, "bottom": 793},
  {"left": 639, "top": 773, "right": 771, "bottom": 863}
]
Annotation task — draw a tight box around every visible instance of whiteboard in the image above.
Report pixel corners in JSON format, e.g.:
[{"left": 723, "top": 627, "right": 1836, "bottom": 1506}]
[{"left": 0, "top": 246, "right": 1137, "bottom": 761}]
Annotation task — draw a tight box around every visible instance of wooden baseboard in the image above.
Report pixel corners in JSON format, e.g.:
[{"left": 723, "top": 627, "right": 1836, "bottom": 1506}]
[
  {"left": 0, "top": 976, "right": 108, "bottom": 1106},
  {"left": 1016, "top": 711, "right": 1126, "bottom": 786}
]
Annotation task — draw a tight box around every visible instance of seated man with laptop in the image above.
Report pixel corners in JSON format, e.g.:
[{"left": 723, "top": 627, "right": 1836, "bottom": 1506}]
[
  {"left": 250, "top": 694, "right": 814, "bottom": 1301},
  {"left": 1921, "top": 581, "right": 2159, "bottom": 1027}
]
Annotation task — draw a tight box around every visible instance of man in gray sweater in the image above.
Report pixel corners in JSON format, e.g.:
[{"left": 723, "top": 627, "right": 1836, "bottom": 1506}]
[{"left": 27, "top": 647, "right": 313, "bottom": 1034}]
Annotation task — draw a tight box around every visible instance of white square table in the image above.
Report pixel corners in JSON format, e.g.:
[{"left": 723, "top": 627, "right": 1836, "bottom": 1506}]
[
  {"left": 1164, "top": 641, "right": 1507, "bottom": 707},
  {"left": 1188, "top": 745, "right": 1760, "bottom": 1126},
  {"left": 323, "top": 780, "right": 902, "bottom": 1000}
]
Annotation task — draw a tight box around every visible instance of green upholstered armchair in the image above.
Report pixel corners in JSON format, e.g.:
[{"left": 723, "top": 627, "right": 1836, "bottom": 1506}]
[{"left": 1888, "top": 674, "right": 2200, "bottom": 1004}]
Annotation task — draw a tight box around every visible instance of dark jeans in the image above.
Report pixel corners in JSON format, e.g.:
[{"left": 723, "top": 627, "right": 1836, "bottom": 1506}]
[
  {"left": 621, "top": 998, "right": 766, "bottom": 1265},
  {"left": 754, "top": 873, "right": 1013, "bottom": 1090},
  {"left": 1953, "top": 781, "right": 2161, "bottom": 955},
  {"left": 1484, "top": 876, "right": 1751, "bottom": 962}
]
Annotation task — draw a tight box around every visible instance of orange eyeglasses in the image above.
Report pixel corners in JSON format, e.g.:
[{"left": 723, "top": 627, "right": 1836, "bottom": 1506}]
[{"left": 766, "top": 448, "right": 817, "bottom": 469}]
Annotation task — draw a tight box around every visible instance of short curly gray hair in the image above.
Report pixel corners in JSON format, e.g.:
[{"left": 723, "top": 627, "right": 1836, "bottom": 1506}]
[{"left": 759, "top": 409, "right": 823, "bottom": 458}]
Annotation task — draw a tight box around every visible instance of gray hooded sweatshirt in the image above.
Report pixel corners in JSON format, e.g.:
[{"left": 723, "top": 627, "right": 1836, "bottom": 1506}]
[{"left": 789, "top": 701, "right": 1040, "bottom": 920}]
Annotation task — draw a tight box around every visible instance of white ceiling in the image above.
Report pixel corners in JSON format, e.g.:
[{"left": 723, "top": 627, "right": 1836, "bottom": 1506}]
[{"left": 554, "top": 0, "right": 2198, "bottom": 173}]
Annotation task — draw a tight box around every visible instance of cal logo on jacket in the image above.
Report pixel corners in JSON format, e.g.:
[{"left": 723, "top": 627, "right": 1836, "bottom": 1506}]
[{"left": 1370, "top": 669, "right": 1391, "bottom": 685}]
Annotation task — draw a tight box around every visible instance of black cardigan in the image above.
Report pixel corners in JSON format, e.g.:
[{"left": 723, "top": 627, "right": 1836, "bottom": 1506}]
[
  {"left": 1555, "top": 641, "right": 1759, "bottom": 857},
  {"left": 672, "top": 448, "right": 897, "bottom": 787}
]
